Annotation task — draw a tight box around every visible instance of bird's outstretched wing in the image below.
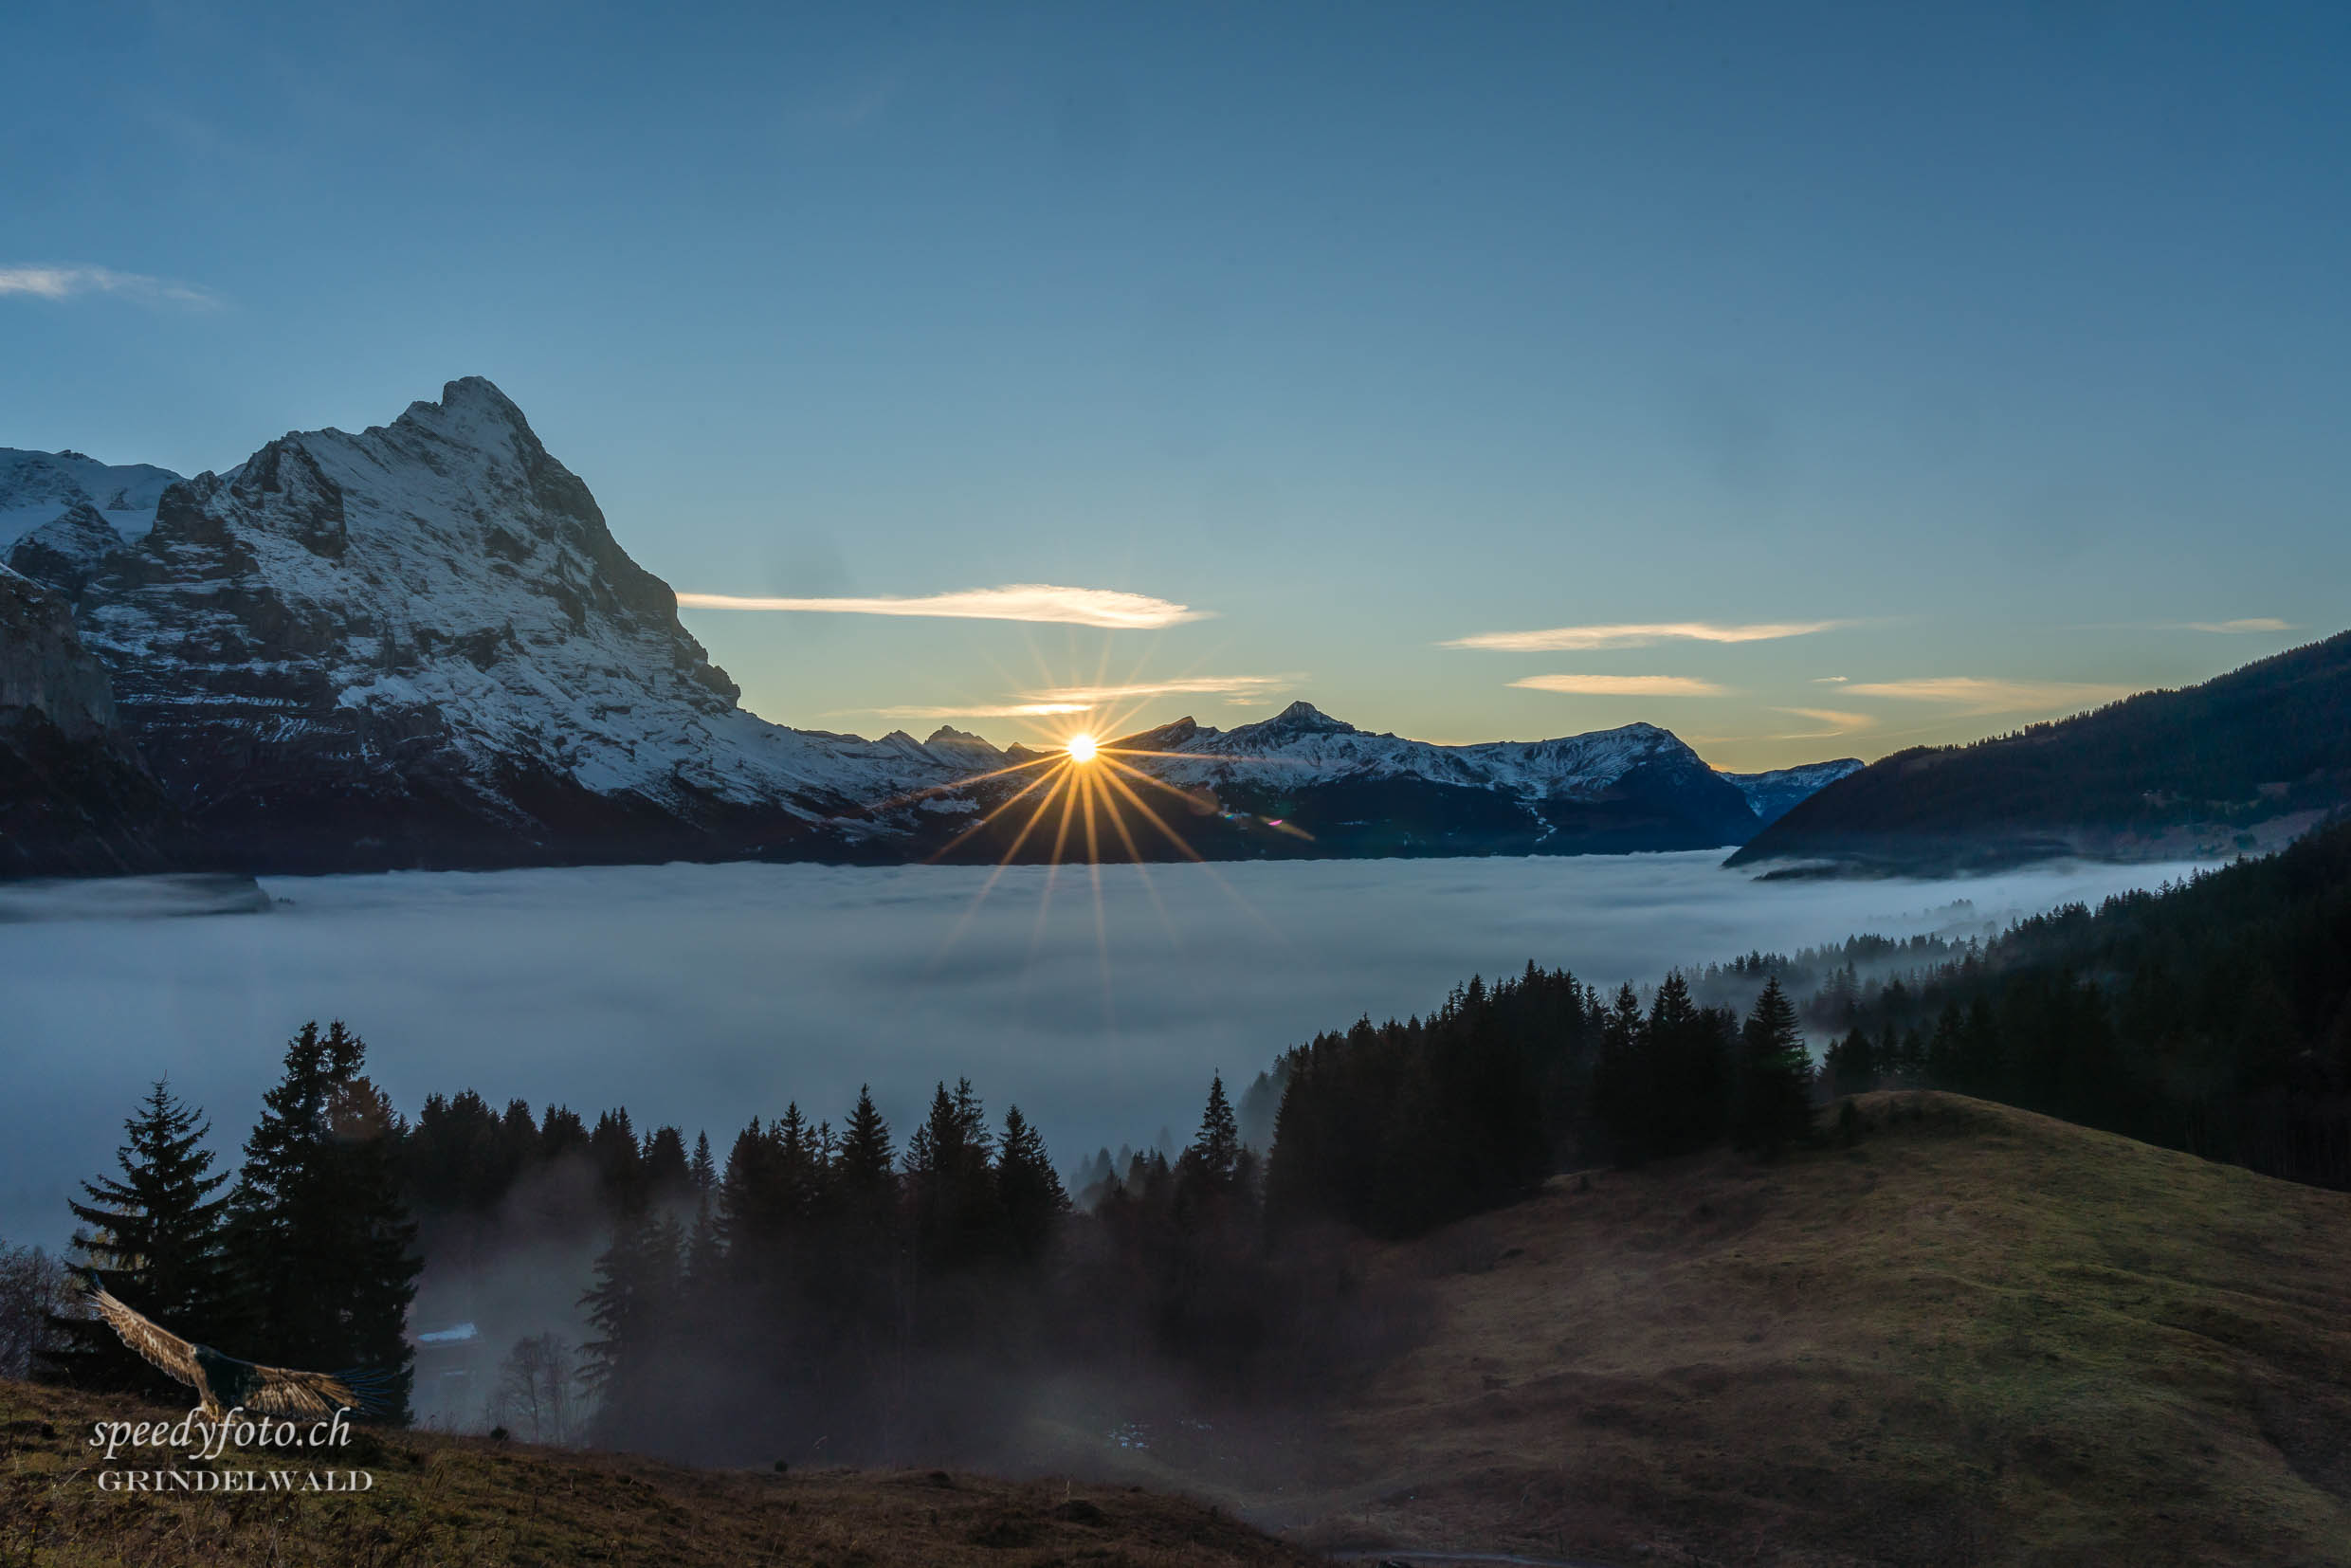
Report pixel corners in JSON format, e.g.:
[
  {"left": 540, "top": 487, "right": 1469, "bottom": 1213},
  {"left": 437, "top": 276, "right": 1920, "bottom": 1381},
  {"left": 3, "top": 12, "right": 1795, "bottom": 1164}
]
[
  {"left": 83, "top": 1281, "right": 202, "bottom": 1393},
  {"left": 240, "top": 1364, "right": 365, "bottom": 1417}
]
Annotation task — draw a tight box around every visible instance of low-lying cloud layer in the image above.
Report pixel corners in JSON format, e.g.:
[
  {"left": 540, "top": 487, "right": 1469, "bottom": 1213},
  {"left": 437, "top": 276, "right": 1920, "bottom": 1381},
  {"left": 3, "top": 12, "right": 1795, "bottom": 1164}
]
[
  {"left": 677, "top": 584, "right": 1207, "bottom": 629},
  {"left": 0, "top": 853, "right": 2215, "bottom": 1253}
]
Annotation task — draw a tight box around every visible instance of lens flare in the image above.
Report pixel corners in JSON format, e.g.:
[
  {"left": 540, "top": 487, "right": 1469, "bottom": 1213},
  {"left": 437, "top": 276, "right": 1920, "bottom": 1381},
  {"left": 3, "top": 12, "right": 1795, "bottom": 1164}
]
[{"left": 1066, "top": 733, "right": 1099, "bottom": 763}]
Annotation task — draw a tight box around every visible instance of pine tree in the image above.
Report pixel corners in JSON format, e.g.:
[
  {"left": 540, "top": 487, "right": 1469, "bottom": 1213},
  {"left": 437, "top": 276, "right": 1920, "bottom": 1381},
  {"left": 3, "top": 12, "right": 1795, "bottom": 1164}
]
[
  {"left": 224, "top": 1021, "right": 422, "bottom": 1421},
  {"left": 50, "top": 1081, "right": 235, "bottom": 1395},
  {"left": 640, "top": 1125, "right": 691, "bottom": 1208},
  {"left": 834, "top": 1086, "right": 897, "bottom": 1211},
  {"left": 993, "top": 1106, "right": 1068, "bottom": 1264},
  {"left": 578, "top": 1211, "right": 683, "bottom": 1442},
  {"left": 589, "top": 1109, "right": 644, "bottom": 1217},
  {"left": 1184, "top": 1074, "right": 1242, "bottom": 1190},
  {"left": 1735, "top": 978, "right": 1814, "bottom": 1157},
  {"left": 904, "top": 1080, "right": 997, "bottom": 1267},
  {"left": 1825, "top": 1028, "right": 1877, "bottom": 1098}
]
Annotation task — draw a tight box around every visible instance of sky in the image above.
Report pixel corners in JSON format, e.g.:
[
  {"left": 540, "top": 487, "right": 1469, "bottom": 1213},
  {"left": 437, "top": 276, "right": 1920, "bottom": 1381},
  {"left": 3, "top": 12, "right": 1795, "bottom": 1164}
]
[{"left": 3, "top": 1, "right": 2345, "bottom": 769}]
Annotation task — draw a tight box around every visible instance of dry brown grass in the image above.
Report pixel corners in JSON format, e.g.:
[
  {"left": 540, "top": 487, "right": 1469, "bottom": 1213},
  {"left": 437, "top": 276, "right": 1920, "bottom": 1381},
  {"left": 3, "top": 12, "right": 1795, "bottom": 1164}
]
[
  {"left": 0, "top": 1378, "right": 1320, "bottom": 1568},
  {"left": 1257, "top": 1092, "right": 2351, "bottom": 1566}
]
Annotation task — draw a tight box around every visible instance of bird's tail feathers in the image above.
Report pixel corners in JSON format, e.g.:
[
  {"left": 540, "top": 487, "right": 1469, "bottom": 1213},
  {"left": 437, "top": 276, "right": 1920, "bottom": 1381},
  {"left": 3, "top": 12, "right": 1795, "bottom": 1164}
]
[{"left": 332, "top": 1366, "right": 401, "bottom": 1416}]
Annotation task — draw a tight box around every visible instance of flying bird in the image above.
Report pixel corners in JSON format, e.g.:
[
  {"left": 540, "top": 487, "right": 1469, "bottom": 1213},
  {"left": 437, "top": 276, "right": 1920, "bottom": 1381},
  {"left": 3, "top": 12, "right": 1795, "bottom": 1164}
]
[{"left": 82, "top": 1277, "right": 374, "bottom": 1419}]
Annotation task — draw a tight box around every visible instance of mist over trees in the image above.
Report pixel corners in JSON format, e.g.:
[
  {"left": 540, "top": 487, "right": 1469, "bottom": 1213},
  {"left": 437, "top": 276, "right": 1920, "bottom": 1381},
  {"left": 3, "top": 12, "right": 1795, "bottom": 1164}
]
[
  {"left": 1812, "top": 814, "right": 2351, "bottom": 1188},
  {"left": 28, "top": 815, "right": 2351, "bottom": 1462}
]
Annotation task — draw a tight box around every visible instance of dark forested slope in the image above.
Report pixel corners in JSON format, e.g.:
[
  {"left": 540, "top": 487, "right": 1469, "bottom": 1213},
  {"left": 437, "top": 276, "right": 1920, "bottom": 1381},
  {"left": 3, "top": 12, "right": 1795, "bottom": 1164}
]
[{"left": 1730, "top": 629, "right": 2351, "bottom": 874}]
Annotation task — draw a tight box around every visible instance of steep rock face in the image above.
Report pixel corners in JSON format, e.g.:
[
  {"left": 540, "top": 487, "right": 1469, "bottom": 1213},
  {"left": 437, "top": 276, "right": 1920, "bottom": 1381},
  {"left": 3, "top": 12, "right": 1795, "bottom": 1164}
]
[
  {"left": 0, "top": 564, "right": 184, "bottom": 876},
  {"left": 8, "top": 501, "right": 127, "bottom": 600},
  {"left": 0, "top": 564, "right": 122, "bottom": 745},
  {"left": 61, "top": 379, "right": 971, "bottom": 871}
]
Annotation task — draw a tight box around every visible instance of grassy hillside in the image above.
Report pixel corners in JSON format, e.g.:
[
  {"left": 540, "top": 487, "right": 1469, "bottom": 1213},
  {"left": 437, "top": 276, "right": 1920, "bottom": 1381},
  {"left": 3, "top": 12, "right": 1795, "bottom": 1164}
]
[
  {"left": 1729, "top": 628, "right": 2351, "bottom": 873},
  {"left": 20, "top": 1095, "right": 2350, "bottom": 1567},
  {"left": 1257, "top": 1093, "right": 2351, "bottom": 1566},
  {"left": 0, "top": 1380, "right": 1319, "bottom": 1568}
]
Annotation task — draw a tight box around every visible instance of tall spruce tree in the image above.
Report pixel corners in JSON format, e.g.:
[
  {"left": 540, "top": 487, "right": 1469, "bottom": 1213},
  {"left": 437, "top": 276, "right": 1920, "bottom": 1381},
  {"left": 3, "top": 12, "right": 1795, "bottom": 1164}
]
[
  {"left": 1186, "top": 1074, "right": 1242, "bottom": 1189},
  {"left": 993, "top": 1106, "right": 1068, "bottom": 1264},
  {"left": 579, "top": 1210, "right": 683, "bottom": 1442},
  {"left": 904, "top": 1080, "right": 997, "bottom": 1268},
  {"left": 50, "top": 1081, "right": 235, "bottom": 1395},
  {"left": 224, "top": 1021, "right": 422, "bottom": 1421},
  {"left": 1735, "top": 978, "right": 1815, "bottom": 1157},
  {"left": 834, "top": 1086, "right": 897, "bottom": 1212}
]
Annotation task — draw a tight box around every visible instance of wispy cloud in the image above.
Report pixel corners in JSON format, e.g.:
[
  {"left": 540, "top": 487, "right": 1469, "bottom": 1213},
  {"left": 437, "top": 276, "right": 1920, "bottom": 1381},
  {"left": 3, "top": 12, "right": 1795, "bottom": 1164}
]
[
  {"left": 677, "top": 584, "right": 1209, "bottom": 630},
  {"left": 1774, "top": 707, "right": 1875, "bottom": 735},
  {"left": 1444, "top": 620, "right": 1845, "bottom": 652},
  {"left": 1022, "top": 675, "right": 1296, "bottom": 705},
  {"left": 2180, "top": 617, "right": 2292, "bottom": 634},
  {"left": 867, "top": 673, "right": 1297, "bottom": 723},
  {"left": 872, "top": 702, "right": 1092, "bottom": 720},
  {"left": 1511, "top": 674, "right": 1730, "bottom": 697},
  {"left": 1813, "top": 675, "right": 1849, "bottom": 684},
  {"left": 1844, "top": 677, "right": 2136, "bottom": 716},
  {"left": 0, "top": 264, "right": 222, "bottom": 309}
]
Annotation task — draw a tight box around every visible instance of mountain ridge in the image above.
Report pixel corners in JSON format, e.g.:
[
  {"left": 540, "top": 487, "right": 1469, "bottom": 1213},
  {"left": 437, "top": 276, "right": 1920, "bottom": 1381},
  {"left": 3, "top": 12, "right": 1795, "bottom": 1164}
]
[{"left": 0, "top": 380, "right": 1860, "bottom": 875}]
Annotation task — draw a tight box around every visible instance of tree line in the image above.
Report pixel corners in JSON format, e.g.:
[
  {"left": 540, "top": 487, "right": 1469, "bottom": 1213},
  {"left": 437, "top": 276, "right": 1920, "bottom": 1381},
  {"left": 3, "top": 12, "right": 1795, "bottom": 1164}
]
[{"left": 1816, "top": 814, "right": 2351, "bottom": 1187}]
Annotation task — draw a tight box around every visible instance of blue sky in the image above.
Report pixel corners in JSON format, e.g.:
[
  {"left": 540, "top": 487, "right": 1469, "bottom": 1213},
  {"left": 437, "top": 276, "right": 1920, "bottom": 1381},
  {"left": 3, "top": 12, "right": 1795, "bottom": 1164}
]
[{"left": 5, "top": 1, "right": 2344, "bottom": 768}]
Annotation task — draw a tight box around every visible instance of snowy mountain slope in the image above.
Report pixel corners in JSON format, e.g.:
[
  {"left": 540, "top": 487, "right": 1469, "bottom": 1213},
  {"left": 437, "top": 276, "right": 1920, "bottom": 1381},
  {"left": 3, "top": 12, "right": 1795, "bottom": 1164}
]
[
  {"left": 0, "top": 448, "right": 183, "bottom": 546},
  {"left": 34, "top": 379, "right": 976, "bottom": 870},
  {"left": 7, "top": 501, "right": 128, "bottom": 599},
  {"left": 1139, "top": 701, "right": 1740, "bottom": 802},
  {"left": 1718, "top": 758, "right": 1865, "bottom": 829},
  {"left": 908, "top": 702, "right": 1801, "bottom": 862},
  {"left": 3, "top": 378, "right": 1862, "bottom": 873}
]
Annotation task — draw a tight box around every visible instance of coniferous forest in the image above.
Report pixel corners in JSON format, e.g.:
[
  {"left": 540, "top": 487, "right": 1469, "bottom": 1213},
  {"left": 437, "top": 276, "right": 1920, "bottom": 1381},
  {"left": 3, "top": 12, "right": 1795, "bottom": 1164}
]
[{"left": 27, "top": 811, "right": 2351, "bottom": 1460}]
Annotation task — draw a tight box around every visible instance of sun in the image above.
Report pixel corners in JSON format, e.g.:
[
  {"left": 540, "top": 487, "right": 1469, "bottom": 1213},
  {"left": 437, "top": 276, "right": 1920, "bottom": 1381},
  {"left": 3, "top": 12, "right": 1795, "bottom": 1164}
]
[{"left": 1066, "top": 732, "right": 1100, "bottom": 763}]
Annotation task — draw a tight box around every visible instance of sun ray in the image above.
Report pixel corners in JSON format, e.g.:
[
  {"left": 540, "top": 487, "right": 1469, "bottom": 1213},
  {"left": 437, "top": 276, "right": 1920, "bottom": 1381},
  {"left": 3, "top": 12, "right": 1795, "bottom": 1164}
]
[
  {"left": 1097, "top": 757, "right": 1289, "bottom": 941},
  {"left": 923, "top": 758, "right": 1065, "bottom": 865},
  {"left": 1022, "top": 759, "right": 1088, "bottom": 979},
  {"left": 1093, "top": 757, "right": 1208, "bottom": 862},
  {"left": 926, "top": 764, "right": 1080, "bottom": 961},
  {"left": 1081, "top": 773, "right": 1116, "bottom": 1031}
]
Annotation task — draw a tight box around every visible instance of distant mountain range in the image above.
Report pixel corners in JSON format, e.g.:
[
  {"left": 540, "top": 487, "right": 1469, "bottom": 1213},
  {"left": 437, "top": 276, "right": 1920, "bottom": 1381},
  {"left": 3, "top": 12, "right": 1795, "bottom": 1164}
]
[
  {"left": 2, "top": 379, "right": 1860, "bottom": 877},
  {"left": 1729, "top": 631, "right": 2351, "bottom": 876}
]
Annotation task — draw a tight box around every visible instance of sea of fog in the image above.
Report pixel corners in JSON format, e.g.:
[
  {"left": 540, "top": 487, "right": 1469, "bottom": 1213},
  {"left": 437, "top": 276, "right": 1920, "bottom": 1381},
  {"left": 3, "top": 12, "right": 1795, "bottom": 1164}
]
[{"left": 0, "top": 850, "right": 2218, "bottom": 1251}]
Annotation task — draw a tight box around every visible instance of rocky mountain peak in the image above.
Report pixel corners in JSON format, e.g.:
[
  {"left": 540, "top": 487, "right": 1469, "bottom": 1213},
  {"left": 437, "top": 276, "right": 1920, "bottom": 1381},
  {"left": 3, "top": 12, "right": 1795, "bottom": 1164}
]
[{"left": 8, "top": 501, "right": 126, "bottom": 600}]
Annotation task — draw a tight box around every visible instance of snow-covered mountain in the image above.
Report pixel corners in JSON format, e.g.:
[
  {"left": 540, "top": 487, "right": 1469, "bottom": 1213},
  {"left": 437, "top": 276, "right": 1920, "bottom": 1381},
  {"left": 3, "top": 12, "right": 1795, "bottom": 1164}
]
[
  {"left": 0, "top": 448, "right": 183, "bottom": 548},
  {"left": 9, "top": 380, "right": 981, "bottom": 869},
  {"left": 0, "top": 378, "right": 1863, "bottom": 873},
  {"left": 1717, "top": 759, "right": 1866, "bottom": 829},
  {"left": 1139, "top": 702, "right": 1732, "bottom": 797},
  {"left": 906, "top": 702, "right": 1810, "bottom": 862}
]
